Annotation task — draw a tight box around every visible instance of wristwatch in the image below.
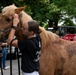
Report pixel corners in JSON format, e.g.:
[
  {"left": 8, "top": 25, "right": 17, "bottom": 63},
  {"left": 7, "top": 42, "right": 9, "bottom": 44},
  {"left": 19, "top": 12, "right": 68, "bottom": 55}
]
[{"left": 12, "top": 26, "right": 17, "bottom": 30}]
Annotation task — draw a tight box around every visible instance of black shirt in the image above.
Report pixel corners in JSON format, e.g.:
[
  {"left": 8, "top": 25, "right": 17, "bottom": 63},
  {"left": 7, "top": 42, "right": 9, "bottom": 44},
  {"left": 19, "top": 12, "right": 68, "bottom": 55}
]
[{"left": 18, "top": 34, "right": 41, "bottom": 73}]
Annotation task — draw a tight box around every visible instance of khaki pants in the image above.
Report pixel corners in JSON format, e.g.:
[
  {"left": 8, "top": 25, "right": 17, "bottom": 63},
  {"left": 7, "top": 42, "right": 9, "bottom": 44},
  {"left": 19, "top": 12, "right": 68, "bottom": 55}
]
[{"left": 22, "top": 71, "right": 39, "bottom": 75}]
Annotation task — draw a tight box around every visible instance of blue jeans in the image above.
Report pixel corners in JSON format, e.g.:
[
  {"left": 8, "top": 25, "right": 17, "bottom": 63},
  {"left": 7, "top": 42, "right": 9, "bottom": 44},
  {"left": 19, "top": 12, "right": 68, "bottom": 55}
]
[{"left": 0, "top": 47, "right": 7, "bottom": 68}]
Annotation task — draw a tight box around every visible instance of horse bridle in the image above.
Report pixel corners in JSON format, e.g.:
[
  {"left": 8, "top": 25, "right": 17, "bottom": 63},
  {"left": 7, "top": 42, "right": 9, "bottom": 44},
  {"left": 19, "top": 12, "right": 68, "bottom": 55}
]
[
  {"left": 0, "top": 13, "right": 22, "bottom": 42},
  {"left": 0, "top": 28, "right": 11, "bottom": 33}
]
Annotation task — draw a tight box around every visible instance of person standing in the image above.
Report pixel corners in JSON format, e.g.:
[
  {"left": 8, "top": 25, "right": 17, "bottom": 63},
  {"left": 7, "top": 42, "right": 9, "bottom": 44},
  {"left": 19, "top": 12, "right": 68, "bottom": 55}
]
[
  {"left": 7, "top": 14, "right": 42, "bottom": 75},
  {"left": 0, "top": 42, "right": 9, "bottom": 70}
]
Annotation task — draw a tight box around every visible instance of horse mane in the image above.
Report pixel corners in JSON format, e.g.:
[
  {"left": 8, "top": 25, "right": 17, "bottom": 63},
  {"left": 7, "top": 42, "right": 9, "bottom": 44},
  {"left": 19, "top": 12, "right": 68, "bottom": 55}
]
[
  {"left": 20, "top": 11, "right": 33, "bottom": 25},
  {"left": 39, "top": 27, "right": 60, "bottom": 51}
]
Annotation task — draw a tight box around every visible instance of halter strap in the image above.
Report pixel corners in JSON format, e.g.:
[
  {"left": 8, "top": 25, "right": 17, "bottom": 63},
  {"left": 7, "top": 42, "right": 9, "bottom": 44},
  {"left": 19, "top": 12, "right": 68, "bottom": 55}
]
[
  {"left": 0, "top": 13, "right": 22, "bottom": 42},
  {"left": 0, "top": 28, "right": 11, "bottom": 33}
]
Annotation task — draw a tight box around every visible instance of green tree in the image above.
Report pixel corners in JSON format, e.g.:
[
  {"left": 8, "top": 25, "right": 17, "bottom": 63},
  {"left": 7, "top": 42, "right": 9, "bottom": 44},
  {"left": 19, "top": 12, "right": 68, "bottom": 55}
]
[
  {"left": 54, "top": 0, "right": 76, "bottom": 26},
  {"left": 0, "top": 0, "right": 76, "bottom": 28},
  {"left": 24, "top": 0, "right": 76, "bottom": 28}
]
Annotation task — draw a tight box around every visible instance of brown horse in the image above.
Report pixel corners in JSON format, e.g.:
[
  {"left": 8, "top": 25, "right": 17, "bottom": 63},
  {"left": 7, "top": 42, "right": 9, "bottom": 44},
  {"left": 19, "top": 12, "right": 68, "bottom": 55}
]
[{"left": 0, "top": 4, "right": 76, "bottom": 75}]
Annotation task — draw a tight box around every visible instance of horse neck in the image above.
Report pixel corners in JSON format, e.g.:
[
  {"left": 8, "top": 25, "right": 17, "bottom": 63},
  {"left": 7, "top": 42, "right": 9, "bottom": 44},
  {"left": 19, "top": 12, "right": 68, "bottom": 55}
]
[
  {"left": 40, "top": 27, "right": 51, "bottom": 50},
  {"left": 20, "top": 11, "right": 33, "bottom": 25},
  {"left": 39, "top": 27, "right": 60, "bottom": 52},
  {"left": 15, "top": 11, "right": 33, "bottom": 40}
]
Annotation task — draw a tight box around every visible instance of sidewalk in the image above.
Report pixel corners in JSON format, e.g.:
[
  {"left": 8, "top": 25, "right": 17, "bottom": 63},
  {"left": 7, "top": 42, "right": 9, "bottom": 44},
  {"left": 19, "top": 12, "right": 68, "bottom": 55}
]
[{"left": 1, "top": 58, "right": 22, "bottom": 75}]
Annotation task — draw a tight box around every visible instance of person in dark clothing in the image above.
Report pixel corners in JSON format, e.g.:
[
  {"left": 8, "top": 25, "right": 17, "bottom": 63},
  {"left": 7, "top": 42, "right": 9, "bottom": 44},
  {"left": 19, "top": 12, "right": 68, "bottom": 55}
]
[{"left": 7, "top": 14, "right": 42, "bottom": 75}]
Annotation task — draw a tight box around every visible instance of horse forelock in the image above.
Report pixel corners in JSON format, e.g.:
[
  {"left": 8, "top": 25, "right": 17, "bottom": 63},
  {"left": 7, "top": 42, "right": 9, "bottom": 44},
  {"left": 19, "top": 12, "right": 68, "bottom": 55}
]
[{"left": 2, "top": 4, "right": 17, "bottom": 16}]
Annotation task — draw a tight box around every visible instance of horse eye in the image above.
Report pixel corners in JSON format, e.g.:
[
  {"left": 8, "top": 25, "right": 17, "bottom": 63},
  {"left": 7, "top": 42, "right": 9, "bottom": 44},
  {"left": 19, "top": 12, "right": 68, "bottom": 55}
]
[{"left": 6, "top": 18, "right": 11, "bottom": 22}]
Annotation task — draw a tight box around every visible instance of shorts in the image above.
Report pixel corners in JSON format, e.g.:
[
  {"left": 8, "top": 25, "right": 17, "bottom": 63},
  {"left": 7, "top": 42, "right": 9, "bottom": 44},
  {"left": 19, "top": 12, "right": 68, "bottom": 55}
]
[{"left": 22, "top": 71, "right": 39, "bottom": 75}]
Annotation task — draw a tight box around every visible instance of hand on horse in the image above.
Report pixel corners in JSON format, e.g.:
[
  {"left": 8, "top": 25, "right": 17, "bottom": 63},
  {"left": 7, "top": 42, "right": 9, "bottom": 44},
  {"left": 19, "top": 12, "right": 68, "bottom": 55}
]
[{"left": 13, "top": 14, "right": 19, "bottom": 27}]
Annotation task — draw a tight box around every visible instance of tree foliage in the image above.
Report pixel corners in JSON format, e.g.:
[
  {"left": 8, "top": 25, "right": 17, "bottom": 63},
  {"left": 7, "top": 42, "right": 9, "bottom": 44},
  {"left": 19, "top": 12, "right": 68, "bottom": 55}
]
[{"left": 0, "top": 0, "right": 76, "bottom": 28}]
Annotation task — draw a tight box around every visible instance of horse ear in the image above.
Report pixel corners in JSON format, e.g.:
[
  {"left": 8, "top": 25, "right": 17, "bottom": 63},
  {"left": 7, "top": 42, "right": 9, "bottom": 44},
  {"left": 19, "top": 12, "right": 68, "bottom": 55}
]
[
  {"left": 12, "top": 3, "right": 15, "bottom": 6},
  {"left": 12, "top": 3, "right": 15, "bottom": 5},
  {"left": 15, "top": 6, "right": 26, "bottom": 14}
]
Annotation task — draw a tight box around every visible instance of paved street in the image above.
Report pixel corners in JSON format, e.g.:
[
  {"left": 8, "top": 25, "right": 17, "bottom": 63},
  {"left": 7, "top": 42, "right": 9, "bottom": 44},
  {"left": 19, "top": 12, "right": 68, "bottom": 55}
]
[{"left": 1, "top": 58, "right": 22, "bottom": 75}]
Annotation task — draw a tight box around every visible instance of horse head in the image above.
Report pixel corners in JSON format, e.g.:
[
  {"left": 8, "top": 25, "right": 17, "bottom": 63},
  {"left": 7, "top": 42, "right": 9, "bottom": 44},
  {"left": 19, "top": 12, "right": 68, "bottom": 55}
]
[{"left": 0, "top": 4, "right": 33, "bottom": 41}]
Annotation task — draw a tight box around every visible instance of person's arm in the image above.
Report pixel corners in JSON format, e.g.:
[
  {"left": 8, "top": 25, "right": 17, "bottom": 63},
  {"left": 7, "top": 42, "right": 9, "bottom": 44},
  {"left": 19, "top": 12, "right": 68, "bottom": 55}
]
[
  {"left": 1, "top": 42, "right": 8, "bottom": 46},
  {"left": 7, "top": 14, "right": 19, "bottom": 48}
]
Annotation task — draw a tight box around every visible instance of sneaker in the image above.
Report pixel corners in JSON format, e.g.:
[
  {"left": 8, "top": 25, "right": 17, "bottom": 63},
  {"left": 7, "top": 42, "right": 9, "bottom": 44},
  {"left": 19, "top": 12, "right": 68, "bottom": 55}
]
[{"left": 3, "top": 66, "right": 10, "bottom": 70}]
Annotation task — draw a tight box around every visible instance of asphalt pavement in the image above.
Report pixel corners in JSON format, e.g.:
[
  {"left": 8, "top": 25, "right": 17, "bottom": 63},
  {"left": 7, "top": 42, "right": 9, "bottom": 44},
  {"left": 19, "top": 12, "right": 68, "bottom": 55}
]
[{"left": 1, "top": 58, "right": 22, "bottom": 75}]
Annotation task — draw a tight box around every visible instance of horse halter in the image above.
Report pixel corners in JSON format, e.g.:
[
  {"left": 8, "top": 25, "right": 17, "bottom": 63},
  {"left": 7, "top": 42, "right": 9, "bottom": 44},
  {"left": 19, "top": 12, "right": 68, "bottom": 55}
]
[
  {"left": 0, "top": 13, "right": 22, "bottom": 42},
  {"left": 0, "top": 28, "right": 11, "bottom": 33}
]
